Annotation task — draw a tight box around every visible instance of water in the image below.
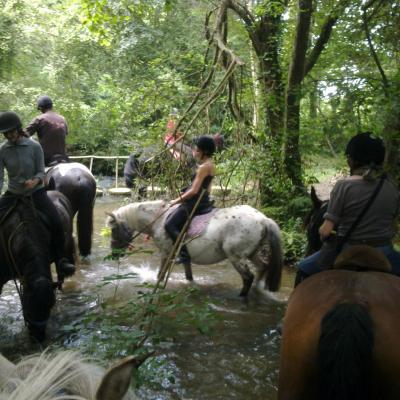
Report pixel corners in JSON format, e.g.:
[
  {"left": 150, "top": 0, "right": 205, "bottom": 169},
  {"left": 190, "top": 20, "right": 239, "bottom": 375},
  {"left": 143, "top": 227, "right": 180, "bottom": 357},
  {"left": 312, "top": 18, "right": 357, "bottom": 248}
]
[{"left": 0, "top": 195, "right": 295, "bottom": 400}]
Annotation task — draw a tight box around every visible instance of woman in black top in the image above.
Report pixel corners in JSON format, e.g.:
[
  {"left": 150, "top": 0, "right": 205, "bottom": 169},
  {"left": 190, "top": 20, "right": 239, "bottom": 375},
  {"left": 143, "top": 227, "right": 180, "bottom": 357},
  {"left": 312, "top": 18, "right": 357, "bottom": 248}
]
[{"left": 165, "top": 135, "right": 216, "bottom": 264}]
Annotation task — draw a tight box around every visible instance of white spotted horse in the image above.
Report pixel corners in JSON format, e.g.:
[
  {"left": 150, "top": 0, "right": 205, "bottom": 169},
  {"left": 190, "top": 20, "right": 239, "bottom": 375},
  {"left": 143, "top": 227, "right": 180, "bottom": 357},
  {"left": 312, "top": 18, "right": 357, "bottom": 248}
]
[
  {"left": 0, "top": 191, "right": 75, "bottom": 342},
  {"left": 46, "top": 162, "right": 96, "bottom": 262},
  {"left": 107, "top": 200, "right": 283, "bottom": 296}
]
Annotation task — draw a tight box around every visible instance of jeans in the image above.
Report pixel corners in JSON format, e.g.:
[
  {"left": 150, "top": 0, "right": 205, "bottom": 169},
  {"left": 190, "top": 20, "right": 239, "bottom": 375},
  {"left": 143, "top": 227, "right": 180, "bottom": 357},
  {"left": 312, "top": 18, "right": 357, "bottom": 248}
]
[{"left": 298, "top": 244, "right": 400, "bottom": 277}]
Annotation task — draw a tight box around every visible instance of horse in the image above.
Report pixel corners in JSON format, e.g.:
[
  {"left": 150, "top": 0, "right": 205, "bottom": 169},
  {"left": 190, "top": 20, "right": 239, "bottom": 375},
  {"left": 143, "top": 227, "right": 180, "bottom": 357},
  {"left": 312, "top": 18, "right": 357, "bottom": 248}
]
[
  {"left": 303, "top": 186, "right": 328, "bottom": 255},
  {"left": 46, "top": 162, "right": 97, "bottom": 261},
  {"left": 0, "top": 350, "right": 141, "bottom": 400},
  {"left": 106, "top": 200, "right": 283, "bottom": 296},
  {"left": 123, "top": 143, "right": 196, "bottom": 193},
  {"left": 278, "top": 245, "right": 400, "bottom": 400},
  {"left": 0, "top": 191, "right": 75, "bottom": 342}
]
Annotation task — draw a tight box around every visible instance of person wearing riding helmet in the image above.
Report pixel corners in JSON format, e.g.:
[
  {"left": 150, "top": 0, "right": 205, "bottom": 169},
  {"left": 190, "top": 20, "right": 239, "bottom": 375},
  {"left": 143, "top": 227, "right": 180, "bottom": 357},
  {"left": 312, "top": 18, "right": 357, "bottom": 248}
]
[
  {"left": 295, "top": 131, "right": 400, "bottom": 286},
  {"left": 26, "top": 95, "right": 69, "bottom": 167},
  {"left": 165, "top": 135, "right": 216, "bottom": 264},
  {"left": 0, "top": 111, "right": 75, "bottom": 278}
]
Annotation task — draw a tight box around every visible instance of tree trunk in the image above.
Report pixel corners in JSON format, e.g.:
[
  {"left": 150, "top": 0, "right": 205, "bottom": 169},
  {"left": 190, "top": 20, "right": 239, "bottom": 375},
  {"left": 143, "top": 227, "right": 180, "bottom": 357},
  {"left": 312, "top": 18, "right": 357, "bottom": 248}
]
[{"left": 283, "top": 0, "right": 313, "bottom": 192}]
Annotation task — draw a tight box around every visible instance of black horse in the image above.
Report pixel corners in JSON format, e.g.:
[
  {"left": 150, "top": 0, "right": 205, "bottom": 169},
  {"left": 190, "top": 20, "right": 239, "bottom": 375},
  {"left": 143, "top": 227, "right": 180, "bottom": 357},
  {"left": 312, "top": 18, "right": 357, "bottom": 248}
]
[
  {"left": 0, "top": 190, "right": 74, "bottom": 341},
  {"left": 124, "top": 143, "right": 196, "bottom": 194},
  {"left": 46, "top": 162, "right": 96, "bottom": 262},
  {"left": 304, "top": 186, "right": 328, "bottom": 256}
]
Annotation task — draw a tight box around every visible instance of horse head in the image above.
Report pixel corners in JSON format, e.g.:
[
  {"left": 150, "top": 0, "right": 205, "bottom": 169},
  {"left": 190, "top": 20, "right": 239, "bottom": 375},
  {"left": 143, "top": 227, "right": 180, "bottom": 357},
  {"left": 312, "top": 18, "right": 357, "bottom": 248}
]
[
  {"left": 106, "top": 212, "right": 134, "bottom": 258},
  {"left": 304, "top": 186, "right": 328, "bottom": 256},
  {"left": 0, "top": 350, "right": 143, "bottom": 400}
]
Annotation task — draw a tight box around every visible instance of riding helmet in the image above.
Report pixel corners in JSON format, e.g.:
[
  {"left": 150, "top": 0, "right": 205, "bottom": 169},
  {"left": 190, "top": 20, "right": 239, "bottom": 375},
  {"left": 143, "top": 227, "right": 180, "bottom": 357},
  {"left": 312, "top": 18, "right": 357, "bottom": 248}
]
[
  {"left": 0, "top": 111, "right": 22, "bottom": 133},
  {"left": 195, "top": 135, "right": 216, "bottom": 156},
  {"left": 345, "top": 132, "right": 385, "bottom": 166},
  {"left": 37, "top": 95, "right": 53, "bottom": 110}
]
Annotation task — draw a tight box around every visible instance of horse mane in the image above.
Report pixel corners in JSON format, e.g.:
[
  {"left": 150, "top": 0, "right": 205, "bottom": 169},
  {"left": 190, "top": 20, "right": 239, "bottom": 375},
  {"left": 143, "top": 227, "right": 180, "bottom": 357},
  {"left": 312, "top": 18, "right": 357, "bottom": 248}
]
[
  {"left": 112, "top": 200, "right": 165, "bottom": 228},
  {"left": 0, "top": 350, "right": 137, "bottom": 400},
  {"left": 333, "top": 245, "right": 391, "bottom": 273}
]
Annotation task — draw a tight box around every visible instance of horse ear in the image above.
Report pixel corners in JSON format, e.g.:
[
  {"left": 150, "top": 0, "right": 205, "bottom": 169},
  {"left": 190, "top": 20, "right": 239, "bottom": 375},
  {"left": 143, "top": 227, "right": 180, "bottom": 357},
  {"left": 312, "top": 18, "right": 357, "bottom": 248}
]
[
  {"left": 95, "top": 356, "right": 138, "bottom": 400},
  {"left": 105, "top": 211, "right": 117, "bottom": 226},
  {"left": 310, "top": 186, "right": 322, "bottom": 208}
]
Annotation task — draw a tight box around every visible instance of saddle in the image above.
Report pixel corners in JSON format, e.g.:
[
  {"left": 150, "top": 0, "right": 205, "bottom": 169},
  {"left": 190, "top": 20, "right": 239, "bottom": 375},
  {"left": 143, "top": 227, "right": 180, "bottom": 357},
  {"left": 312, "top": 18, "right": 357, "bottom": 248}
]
[
  {"left": 166, "top": 206, "right": 217, "bottom": 238},
  {"left": 333, "top": 245, "right": 391, "bottom": 273}
]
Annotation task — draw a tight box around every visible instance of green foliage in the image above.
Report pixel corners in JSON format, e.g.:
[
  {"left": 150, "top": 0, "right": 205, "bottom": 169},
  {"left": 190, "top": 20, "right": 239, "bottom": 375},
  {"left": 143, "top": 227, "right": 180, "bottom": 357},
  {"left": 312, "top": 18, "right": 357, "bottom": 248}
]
[{"left": 61, "top": 273, "right": 218, "bottom": 360}]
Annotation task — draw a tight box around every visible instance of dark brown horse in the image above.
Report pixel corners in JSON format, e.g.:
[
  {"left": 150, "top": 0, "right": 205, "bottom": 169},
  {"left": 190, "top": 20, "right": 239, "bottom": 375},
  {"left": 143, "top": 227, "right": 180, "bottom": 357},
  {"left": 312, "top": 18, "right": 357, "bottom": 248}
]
[
  {"left": 0, "top": 191, "right": 74, "bottom": 341},
  {"left": 46, "top": 162, "right": 96, "bottom": 261},
  {"left": 279, "top": 246, "right": 400, "bottom": 400}
]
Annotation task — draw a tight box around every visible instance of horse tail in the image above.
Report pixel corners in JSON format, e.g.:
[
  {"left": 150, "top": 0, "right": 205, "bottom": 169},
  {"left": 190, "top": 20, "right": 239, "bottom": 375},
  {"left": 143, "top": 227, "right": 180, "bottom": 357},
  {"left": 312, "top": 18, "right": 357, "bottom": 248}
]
[
  {"left": 318, "top": 302, "right": 373, "bottom": 400},
  {"left": 264, "top": 220, "right": 283, "bottom": 291}
]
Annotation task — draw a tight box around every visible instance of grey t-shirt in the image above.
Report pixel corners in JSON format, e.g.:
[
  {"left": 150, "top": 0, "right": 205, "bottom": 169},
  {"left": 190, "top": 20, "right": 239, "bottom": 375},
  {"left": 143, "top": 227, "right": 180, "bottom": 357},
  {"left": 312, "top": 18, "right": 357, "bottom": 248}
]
[
  {"left": 324, "top": 175, "right": 400, "bottom": 242},
  {"left": 0, "top": 137, "right": 45, "bottom": 195}
]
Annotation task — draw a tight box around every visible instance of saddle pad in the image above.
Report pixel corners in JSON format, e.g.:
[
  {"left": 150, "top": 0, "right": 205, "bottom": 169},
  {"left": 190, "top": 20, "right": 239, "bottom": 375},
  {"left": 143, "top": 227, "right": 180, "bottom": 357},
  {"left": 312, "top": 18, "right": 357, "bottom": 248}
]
[{"left": 165, "top": 206, "right": 217, "bottom": 238}]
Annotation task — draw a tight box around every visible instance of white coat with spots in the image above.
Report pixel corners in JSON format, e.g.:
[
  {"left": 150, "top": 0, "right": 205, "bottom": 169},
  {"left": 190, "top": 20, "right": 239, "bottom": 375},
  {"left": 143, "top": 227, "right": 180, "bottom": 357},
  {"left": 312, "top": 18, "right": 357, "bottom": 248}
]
[{"left": 107, "top": 200, "right": 283, "bottom": 296}]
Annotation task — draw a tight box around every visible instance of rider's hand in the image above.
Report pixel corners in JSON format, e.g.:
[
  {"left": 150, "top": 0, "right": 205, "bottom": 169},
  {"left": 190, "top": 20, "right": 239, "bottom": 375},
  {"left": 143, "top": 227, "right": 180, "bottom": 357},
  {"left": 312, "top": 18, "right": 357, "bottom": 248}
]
[
  {"left": 319, "top": 219, "right": 335, "bottom": 241},
  {"left": 25, "top": 178, "right": 40, "bottom": 190}
]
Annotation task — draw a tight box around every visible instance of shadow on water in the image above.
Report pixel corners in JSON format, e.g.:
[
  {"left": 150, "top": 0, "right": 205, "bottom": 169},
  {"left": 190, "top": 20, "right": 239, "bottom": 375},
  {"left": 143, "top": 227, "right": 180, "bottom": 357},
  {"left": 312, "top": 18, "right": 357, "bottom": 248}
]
[{"left": 0, "top": 195, "right": 296, "bottom": 400}]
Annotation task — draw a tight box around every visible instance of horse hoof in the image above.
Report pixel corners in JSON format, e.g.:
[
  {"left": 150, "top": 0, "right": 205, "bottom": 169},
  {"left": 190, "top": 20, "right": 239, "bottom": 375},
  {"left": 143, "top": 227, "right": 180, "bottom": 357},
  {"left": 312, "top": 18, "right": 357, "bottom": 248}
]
[{"left": 80, "top": 255, "right": 91, "bottom": 265}]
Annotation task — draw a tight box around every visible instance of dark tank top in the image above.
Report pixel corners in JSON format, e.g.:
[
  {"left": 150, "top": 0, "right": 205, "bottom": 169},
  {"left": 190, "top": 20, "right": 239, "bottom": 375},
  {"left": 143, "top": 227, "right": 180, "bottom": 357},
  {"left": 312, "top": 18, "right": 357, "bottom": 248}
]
[{"left": 184, "top": 174, "right": 214, "bottom": 211}]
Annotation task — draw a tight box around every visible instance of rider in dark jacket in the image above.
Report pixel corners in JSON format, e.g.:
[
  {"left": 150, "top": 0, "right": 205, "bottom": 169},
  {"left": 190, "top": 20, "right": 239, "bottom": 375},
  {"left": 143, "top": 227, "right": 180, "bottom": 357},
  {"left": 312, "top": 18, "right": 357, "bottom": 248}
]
[{"left": 26, "top": 96, "right": 69, "bottom": 166}]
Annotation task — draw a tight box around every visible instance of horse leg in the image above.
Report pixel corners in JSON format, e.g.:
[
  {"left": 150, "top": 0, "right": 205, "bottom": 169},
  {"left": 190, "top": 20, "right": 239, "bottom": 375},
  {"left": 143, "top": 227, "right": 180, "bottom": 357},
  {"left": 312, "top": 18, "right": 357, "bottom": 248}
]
[
  {"left": 77, "top": 199, "right": 94, "bottom": 258},
  {"left": 183, "top": 263, "right": 193, "bottom": 281},
  {"left": 228, "top": 256, "right": 254, "bottom": 297}
]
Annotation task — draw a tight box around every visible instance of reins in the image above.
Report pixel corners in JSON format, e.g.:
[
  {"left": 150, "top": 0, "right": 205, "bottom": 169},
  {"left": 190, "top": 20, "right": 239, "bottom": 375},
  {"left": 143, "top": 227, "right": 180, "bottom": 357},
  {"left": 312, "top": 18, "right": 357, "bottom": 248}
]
[{"left": 126, "top": 202, "right": 171, "bottom": 243}]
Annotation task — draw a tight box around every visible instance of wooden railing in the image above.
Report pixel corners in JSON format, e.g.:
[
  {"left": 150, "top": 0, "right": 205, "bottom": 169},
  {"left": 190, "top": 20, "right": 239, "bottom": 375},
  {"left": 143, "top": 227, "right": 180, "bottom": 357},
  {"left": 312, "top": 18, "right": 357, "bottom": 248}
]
[{"left": 69, "top": 155, "right": 129, "bottom": 189}]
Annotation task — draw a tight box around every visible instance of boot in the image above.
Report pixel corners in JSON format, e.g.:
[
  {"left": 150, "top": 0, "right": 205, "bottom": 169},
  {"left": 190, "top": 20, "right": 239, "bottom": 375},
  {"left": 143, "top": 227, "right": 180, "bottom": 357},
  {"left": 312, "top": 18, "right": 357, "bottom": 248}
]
[
  {"left": 57, "top": 258, "right": 76, "bottom": 278},
  {"left": 175, "top": 245, "right": 190, "bottom": 265}
]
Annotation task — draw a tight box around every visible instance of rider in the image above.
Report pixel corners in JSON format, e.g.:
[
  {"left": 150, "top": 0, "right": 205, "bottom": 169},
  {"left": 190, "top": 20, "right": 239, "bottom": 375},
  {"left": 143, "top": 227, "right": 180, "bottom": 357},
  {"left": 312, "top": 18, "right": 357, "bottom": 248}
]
[
  {"left": 165, "top": 135, "right": 216, "bottom": 264},
  {"left": 25, "top": 95, "right": 69, "bottom": 167},
  {"left": 0, "top": 111, "right": 75, "bottom": 278},
  {"left": 164, "top": 108, "right": 184, "bottom": 160},
  {"left": 295, "top": 132, "right": 400, "bottom": 286}
]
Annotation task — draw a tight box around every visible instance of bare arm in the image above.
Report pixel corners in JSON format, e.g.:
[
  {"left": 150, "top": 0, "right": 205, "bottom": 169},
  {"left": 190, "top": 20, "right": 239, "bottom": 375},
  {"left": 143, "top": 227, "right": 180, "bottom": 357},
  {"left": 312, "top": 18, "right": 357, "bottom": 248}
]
[{"left": 170, "top": 164, "right": 209, "bottom": 205}]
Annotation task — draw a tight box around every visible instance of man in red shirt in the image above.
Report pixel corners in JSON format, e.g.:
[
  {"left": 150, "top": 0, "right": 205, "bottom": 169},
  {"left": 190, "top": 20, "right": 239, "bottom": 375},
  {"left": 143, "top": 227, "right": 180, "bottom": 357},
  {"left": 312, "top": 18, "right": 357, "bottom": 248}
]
[{"left": 26, "top": 96, "right": 69, "bottom": 166}]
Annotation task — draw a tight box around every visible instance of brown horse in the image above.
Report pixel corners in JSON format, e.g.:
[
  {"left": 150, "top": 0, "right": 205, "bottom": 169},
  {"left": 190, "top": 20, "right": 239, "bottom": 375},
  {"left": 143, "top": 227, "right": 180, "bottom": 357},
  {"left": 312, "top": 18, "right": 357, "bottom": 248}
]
[{"left": 279, "top": 246, "right": 400, "bottom": 400}]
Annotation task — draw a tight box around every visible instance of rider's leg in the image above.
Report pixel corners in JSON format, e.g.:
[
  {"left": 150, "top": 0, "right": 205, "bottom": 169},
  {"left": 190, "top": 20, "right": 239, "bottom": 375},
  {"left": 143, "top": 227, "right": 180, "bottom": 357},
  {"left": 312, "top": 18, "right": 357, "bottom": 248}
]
[
  {"left": 0, "top": 191, "right": 17, "bottom": 212},
  {"left": 295, "top": 251, "right": 323, "bottom": 287},
  {"left": 374, "top": 245, "right": 400, "bottom": 276},
  {"left": 165, "top": 205, "right": 191, "bottom": 264},
  {"left": 31, "top": 188, "right": 75, "bottom": 277}
]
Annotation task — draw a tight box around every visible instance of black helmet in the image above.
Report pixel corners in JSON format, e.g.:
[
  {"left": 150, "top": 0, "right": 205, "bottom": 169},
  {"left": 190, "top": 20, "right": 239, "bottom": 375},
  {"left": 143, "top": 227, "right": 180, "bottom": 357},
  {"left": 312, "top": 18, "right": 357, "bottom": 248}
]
[
  {"left": 37, "top": 95, "right": 53, "bottom": 110},
  {"left": 195, "top": 135, "right": 216, "bottom": 156},
  {"left": 345, "top": 132, "right": 385, "bottom": 166},
  {"left": 0, "top": 111, "right": 22, "bottom": 133}
]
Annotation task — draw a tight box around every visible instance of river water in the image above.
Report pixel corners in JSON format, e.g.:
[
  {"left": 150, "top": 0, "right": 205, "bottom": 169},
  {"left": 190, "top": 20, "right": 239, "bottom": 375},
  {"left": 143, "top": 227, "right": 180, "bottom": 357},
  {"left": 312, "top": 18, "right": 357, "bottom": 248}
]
[{"left": 0, "top": 195, "right": 295, "bottom": 400}]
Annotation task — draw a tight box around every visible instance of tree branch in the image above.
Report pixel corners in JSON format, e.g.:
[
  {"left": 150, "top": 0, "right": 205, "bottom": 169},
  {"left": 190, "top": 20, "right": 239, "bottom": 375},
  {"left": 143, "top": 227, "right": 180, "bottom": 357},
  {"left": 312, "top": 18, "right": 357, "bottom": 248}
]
[
  {"left": 362, "top": 7, "right": 389, "bottom": 94},
  {"left": 304, "top": 0, "right": 351, "bottom": 77}
]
